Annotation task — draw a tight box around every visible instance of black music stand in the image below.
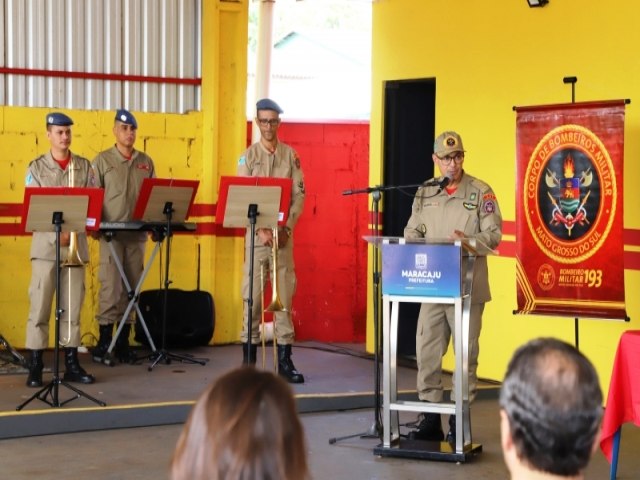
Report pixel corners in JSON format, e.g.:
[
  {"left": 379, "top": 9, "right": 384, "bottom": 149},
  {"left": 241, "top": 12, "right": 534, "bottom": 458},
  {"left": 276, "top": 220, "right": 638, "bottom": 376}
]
[
  {"left": 136, "top": 179, "right": 208, "bottom": 371},
  {"left": 216, "top": 177, "right": 291, "bottom": 365},
  {"left": 17, "top": 189, "right": 106, "bottom": 410}
]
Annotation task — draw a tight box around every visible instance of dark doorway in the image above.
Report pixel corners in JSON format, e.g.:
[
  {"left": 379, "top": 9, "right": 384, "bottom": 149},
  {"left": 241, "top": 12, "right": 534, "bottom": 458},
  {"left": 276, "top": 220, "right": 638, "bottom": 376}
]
[{"left": 382, "top": 78, "right": 436, "bottom": 357}]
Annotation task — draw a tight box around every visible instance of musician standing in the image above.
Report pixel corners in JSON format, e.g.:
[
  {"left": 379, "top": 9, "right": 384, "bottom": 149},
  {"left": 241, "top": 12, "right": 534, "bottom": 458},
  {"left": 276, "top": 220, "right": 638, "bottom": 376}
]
[
  {"left": 90, "top": 109, "right": 156, "bottom": 364},
  {"left": 237, "top": 98, "right": 306, "bottom": 383},
  {"left": 24, "top": 112, "right": 95, "bottom": 388}
]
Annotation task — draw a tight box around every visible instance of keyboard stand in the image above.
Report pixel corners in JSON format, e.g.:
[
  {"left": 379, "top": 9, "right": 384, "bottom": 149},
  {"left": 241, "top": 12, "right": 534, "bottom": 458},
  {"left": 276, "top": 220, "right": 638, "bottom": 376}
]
[{"left": 101, "top": 231, "right": 159, "bottom": 366}]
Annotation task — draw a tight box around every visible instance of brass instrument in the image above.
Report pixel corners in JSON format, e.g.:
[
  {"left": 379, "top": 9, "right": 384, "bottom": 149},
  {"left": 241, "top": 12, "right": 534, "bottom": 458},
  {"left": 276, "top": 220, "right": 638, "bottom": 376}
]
[
  {"left": 61, "top": 159, "right": 85, "bottom": 268},
  {"left": 259, "top": 227, "right": 287, "bottom": 370},
  {"left": 260, "top": 259, "right": 278, "bottom": 371},
  {"left": 264, "top": 227, "right": 287, "bottom": 312},
  {"left": 60, "top": 158, "right": 85, "bottom": 347}
]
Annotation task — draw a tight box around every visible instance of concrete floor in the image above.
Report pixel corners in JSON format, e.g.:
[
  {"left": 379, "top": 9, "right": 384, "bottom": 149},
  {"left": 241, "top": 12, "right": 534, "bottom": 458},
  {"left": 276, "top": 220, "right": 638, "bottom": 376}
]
[{"left": 0, "top": 342, "right": 637, "bottom": 479}]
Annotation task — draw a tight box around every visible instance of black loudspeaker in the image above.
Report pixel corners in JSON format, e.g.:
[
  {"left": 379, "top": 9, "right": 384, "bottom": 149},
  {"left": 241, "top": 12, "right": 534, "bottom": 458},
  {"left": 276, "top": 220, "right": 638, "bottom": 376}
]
[{"left": 134, "top": 289, "right": 215, "bottom": 348}]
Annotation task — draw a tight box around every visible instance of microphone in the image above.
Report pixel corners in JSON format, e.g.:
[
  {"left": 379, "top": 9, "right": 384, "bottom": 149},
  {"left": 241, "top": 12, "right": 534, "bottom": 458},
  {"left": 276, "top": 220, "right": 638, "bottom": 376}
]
[{"left": 423, "top": 176, "right": 450, "bottom": 189}]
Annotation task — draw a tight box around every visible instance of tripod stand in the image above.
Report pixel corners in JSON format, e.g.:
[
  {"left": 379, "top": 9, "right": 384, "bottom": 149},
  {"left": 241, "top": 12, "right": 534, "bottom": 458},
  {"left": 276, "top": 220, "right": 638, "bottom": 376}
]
[
  {"left": 17, "top": 212, "right": 106, "bottom": 410},
  {"left": 147, "top": 202, "right": 208, "bottom": 371},
  {"left": 329, "top": 187, "right": 385, "bottom": 443},
  {"left": 331, "top": 181, "right": 431, "bottom": 444},
  {"left": 0, "top": 334, "right": 27, "bottom": 368}
]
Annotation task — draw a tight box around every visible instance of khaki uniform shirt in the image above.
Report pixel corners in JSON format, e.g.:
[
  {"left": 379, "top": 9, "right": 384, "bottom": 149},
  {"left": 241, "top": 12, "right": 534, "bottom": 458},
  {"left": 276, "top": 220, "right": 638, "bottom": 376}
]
[
  {"left": 25, "top": 152, "right": 94, "bottom": 261},
  {"left": 92, "top": 146, "right": 155, "bottom": 240},
  {"left": 237, "top": 141, "right": 305, "bottom": 232},
  {"left": 404, "top": 172, "right": 502, "bottom": 302}
]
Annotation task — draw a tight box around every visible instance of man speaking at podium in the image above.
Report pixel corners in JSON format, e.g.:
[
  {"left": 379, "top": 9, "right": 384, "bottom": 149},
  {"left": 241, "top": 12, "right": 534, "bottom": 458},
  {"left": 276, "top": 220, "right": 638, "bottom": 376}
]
[
  {"left": 237, "top": 98, "right": 306, "bottom": 383},
  {"left": 404, "top": 131, "right": 502, "bottom": 443}
]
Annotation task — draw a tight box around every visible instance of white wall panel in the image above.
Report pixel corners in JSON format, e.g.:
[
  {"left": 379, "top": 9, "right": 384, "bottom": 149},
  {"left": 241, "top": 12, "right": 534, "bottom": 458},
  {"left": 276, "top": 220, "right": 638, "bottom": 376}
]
[
  {"left": 1, "top": 0, "right": 201, "bottom": 113},
  {"left": 27, "top": 0, "right": 45, "bottom": 107}
]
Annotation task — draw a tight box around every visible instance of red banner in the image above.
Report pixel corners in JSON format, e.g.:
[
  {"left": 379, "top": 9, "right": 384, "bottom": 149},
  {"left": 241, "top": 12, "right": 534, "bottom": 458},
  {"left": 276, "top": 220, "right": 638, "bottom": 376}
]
[{"left": 515, "top": 100, "right": 627, "bottom": 319}]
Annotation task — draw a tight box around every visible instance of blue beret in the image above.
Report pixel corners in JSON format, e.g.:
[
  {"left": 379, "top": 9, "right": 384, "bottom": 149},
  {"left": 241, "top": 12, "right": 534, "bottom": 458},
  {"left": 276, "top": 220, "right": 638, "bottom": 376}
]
[
  {"left": 256, "top": 98, "right": 283, "bottom": 114},
  {"left": 115, "top": 109, "right": 138, "bottom": 129},
  {"left": 46, "top": 112, "right": 73, "bottom": 127}
]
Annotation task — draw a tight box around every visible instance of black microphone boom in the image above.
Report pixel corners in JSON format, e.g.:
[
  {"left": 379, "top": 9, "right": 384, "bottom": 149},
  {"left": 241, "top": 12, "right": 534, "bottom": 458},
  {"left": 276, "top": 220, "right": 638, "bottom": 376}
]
[{"left": 422, "top": 176, "right": 450, "bottom": 189}]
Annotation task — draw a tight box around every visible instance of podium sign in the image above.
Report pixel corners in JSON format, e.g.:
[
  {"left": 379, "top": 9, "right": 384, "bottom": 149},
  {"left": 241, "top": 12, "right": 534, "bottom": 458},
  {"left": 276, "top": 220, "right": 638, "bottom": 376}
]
[{"left": 381, "top": 243, "right": 461, "bottom": 297}]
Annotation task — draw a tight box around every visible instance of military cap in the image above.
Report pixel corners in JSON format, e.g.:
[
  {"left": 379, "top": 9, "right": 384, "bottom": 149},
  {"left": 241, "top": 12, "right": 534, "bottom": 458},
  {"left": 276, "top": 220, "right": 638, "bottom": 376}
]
[
  {"left": 115, "top": 109, "right": 138, "bottom": 129},
  {"left": 46, "top": 112, "right": 74, "bottom": 127},
  {"left": 434, "top": 131, "right": 465, "bottom": 158},
  {"left": 256, "top": 98, "right": 283, "bottom": 114}
]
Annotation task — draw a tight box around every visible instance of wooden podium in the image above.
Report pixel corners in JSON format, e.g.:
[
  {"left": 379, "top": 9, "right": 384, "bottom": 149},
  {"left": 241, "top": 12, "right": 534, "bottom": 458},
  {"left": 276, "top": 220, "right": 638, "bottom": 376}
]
[{"left": 369, "top": 236, "right": 495, "bottom": 462}]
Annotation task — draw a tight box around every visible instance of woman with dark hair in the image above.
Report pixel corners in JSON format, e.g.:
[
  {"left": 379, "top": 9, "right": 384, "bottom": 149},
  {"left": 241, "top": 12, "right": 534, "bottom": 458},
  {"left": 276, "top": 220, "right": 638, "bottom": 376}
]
[{"left": 171, "top": 367, "right": 309, "bottom": 480}]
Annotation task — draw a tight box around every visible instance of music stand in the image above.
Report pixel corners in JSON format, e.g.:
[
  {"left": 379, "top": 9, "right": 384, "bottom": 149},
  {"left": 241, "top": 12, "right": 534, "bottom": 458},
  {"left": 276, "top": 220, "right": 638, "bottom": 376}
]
[
  {"left": 135, "top": 179, "right": 209, "bottom": 371},
  {"left": 17, "top": 187, "right": 106, "bottom": 410},
  {"left": 216, "top": 176, "right": 291, "bottom": 364}
]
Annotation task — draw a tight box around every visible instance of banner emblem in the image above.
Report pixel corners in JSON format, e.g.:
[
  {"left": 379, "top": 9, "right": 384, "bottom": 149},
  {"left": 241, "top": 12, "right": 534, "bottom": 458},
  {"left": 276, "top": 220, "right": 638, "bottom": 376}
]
[{"left": 524, "top": 124, "right": 616, "bottom": 264}]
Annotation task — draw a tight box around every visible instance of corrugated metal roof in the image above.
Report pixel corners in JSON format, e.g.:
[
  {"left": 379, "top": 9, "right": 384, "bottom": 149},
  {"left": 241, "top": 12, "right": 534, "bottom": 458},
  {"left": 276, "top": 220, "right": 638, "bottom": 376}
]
[{"left": 0, "top": 0, "right": 202, "bottom": 113}]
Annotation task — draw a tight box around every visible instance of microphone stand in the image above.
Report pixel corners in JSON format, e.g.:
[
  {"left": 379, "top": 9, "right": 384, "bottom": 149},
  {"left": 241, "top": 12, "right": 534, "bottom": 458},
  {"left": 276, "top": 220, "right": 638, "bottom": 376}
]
[
  {"left": 148, "top": 202, "right": 208, "bottom": 370},
  {"left": 329, "top": 182, "right": 428, "bottom": 444}
]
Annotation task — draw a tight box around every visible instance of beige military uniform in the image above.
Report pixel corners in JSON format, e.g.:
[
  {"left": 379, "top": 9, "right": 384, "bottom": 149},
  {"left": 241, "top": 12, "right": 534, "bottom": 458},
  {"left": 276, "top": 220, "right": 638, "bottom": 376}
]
[
  {"left": 237, "top": 141, "right": 305, "bottom": 345},
  {"left": 404, "top": 172, "right": 502, "bottom": 402},
  {"left": 92, "top": 146, "right": 155, "bottom": 325},
  {"left": 25, "top": 152, "right": 94, "bottom": 349}
]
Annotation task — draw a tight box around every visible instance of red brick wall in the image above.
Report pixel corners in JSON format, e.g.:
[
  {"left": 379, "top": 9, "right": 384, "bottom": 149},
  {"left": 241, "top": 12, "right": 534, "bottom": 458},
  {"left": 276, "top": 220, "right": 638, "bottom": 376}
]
[{"left": 249, "top": 121, "right": 370, "bottom": 342}]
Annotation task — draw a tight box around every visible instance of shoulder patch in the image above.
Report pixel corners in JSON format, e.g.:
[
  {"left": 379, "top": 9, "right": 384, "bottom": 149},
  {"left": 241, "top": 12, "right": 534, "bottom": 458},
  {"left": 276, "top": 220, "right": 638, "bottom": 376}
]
[
  {"left": 483, "top": 200, "right": 496, "bottom": 214},
  {"left": 25, "top": 173, "right": 33, "bottom": 186},
  {"left": 238, "top": 155, "right": 246, "bottom": 166}
]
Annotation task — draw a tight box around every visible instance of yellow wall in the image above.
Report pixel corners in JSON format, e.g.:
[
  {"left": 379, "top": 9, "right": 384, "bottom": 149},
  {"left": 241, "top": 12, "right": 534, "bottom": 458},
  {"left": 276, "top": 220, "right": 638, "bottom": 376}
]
[
  {"left": 370, "top": 0, "right": 640, "bottom": 394},
  {"left": 0, "top": 1, "right": 249, "bottom": 348}
]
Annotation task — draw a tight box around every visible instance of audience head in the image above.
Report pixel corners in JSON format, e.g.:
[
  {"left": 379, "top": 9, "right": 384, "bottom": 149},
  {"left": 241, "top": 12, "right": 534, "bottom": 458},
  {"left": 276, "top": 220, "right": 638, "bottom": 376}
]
[
  {"left": 171, "top": 367, "right": 308, "bottom": 480},
  {"left": 499, "top": 337, "right": 603, "bottom": 478}
]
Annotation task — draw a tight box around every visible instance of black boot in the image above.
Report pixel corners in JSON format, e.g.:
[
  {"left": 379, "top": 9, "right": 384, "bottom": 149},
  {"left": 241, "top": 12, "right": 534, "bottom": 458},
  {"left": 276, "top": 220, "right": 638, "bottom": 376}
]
[
  {"left": 277, "top": 344, "right": 304, "bottom": 384},
  {"left": 63, "top": 347, "right": 95, "bottom": 384},
  {"left": 91, "top": 324, "right": 113, "bottom": 365},
  {"left": 408, "top": 412, "right": 444, "bottom": 441},
  {"left": 114, "top": 324, "right": 137, "bottom": 364},
  {"left": 446, "top": 415, "right": 456, "bottom": 444},
  {"left": 242, "top": 343, "right": 257, "bottom": 365},
  {"left": 26, "top": 349, "right": 44, "bottom": 388}
]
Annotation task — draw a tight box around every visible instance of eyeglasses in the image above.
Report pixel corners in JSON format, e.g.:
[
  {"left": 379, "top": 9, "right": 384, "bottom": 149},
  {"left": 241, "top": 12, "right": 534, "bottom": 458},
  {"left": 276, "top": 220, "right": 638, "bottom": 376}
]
[
  {"left": 437, "top": 153, "right": 464, "bottom": 165},
  {"left": 257, "top": 118, "right": 280, "bottom": 127}
]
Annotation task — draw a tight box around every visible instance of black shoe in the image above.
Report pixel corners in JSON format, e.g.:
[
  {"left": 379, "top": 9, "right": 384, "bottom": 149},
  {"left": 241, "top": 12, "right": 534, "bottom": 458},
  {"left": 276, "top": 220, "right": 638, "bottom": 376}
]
[
  {"left": 408, "top": 413, "right": 444, "bottom": 441},
  {"left": 26, "top": 350, "right": 44, "bottom": 388},
  {"left": 277, "top": 344, "right": 304, "bottom": 384},
  {"left": 446, "top": 415, "right": 456, "bottom": 444},
  {"left": 63, "top": 348, "right": 95, "bottom": 384},
  {"left": 91, "top": 324, "right": 113, "bottom": 365},
  {"left": 114, "top": 324, "right": 137, "bottom": 364}
]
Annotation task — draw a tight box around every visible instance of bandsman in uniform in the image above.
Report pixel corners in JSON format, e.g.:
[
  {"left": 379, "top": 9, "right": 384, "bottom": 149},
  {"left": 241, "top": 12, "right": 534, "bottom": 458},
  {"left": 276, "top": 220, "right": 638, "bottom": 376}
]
[
  {"left": 24, "top": 112, "right": 96, "bottom": 387},
  {"left": 90, "top": 109, "right": 156, "bottom": 365},
  {"left": 404, "top": 131, "right": 502, "bottom": 442},
  {"left": 238, "top": 98, "right": 306, "bottom": 383}
]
